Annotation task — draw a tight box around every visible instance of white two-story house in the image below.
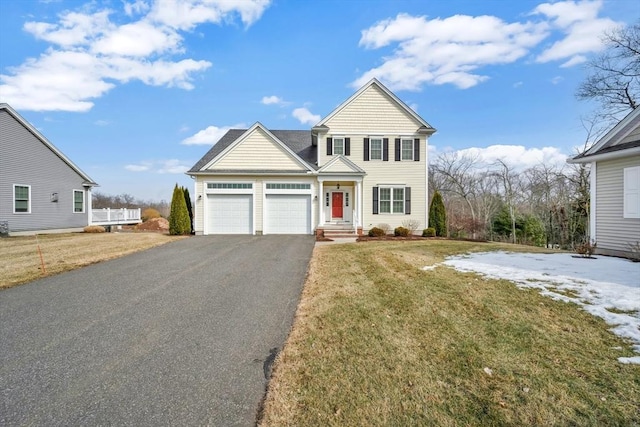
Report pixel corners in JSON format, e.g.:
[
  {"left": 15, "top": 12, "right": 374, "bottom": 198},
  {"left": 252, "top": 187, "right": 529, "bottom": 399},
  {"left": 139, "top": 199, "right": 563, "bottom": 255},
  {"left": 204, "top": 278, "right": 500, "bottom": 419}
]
[{"left": 187, "top": 78, "right": 436, "bottom": 236}]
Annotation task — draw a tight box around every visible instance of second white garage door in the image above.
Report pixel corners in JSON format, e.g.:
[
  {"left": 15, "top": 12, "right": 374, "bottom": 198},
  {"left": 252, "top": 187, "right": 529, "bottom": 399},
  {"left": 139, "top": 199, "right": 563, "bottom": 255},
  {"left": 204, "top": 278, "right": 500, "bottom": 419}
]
[
  {"left": 207, "top": 194, "right": 252, "bottom": 234},
  {"left": 265, "top": 194, "right": 311, "bottom": 234}
]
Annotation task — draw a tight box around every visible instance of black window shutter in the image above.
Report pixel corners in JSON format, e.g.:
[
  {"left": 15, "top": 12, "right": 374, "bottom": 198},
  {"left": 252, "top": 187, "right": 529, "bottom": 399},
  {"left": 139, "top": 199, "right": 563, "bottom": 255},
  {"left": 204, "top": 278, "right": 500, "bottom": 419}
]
[
  {"left": 383, "top": 138, "right": 389, "bottom": 161},
  {"left": 345, "top": 137, "right": 350, "bottom": 156},
  {"left": 326, "top": 137, "right": 332, "bottom": 156},
  {"left": 414, "top": 138, "right": 420, "bottom": 161},
  {"left": 364, "top": 138, "right": 370, "bottom": 161},
  {"left": 405, "top": 187, "right": 411, "bottom": 214},
  {"left": 372, "top": 187, "right": 379, "bottom": 214},
  {"left": 395, "top": 138, "right": 401, "bottom": 161}
]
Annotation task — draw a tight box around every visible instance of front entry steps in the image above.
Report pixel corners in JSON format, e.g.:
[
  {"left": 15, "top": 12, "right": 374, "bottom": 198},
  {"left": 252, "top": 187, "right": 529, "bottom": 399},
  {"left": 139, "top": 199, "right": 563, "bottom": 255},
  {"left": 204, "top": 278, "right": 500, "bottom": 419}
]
[{"left": 316, "top": 224, "right": 361, "bottom": 239}]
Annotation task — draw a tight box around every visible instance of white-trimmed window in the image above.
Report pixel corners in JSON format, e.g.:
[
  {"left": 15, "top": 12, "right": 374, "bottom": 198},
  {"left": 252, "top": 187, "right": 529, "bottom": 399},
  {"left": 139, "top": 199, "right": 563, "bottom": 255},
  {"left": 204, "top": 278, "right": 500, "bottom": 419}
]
[
  {"left": 333, "top": 137, "right": 345, "bottom": 155},
  {"left": 401, "top": 139, "right": 414, "bottom": 160},
  {"left": 13, "top": 184, "right": 31, "bottom": 213},
  {"left": 13, "top": 184, "right": 30, "bottom": 213},
  {"left": 370, "top": 138, "right": 382, "bottom": 160},
  {"left": 624, "top": 166, "right": 640, "bottom": 219},
  {"left": 380, "top": 186, "right": 405, "bottom": 214},
  {"left": 73, "top": 190, "right": 85, "bottom": 213}
]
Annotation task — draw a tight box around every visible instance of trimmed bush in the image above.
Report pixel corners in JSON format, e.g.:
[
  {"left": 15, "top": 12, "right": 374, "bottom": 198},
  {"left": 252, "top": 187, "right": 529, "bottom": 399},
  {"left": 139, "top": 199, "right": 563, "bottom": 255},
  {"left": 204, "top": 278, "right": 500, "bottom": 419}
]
[
  {"left": 141, "top": 208, "right": 161, "bottom": 222},
  {"left": 394, "top": 226, "right": 410, "bottom": 237},
  {"left": 422, "top": 227, "right": 436, "bottom": 237},
  {"left": 368, "top": 227, "right": 386, "bottom": 237},
  {"left": 84, "top": 225, "right": 105, "bottom": 233}
]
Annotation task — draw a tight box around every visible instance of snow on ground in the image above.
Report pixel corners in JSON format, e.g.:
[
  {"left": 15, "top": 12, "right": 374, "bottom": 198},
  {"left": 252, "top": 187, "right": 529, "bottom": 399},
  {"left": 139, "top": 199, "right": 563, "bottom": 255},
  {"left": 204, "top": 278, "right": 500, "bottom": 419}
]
[{"left": 438, "top": 251, "right": 640, "bottom": 364}]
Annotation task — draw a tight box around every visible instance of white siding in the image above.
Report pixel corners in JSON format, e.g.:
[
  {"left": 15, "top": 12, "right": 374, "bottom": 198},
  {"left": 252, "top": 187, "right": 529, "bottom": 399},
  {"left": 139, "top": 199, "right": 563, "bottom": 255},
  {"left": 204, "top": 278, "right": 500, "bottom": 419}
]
[
  {"left": 323, "top": 84, "right": 422, "bottom": 135},
  {"left": 209, "top": 127, "right": 306, "bottom": 171},
  {"left": 595, "top": 155, "right": 640, "bottom": 252},
  {"left": 193, "top": 175, "right": 315, "bottom": 235},
  {"left": 318, "top": 84, "right": 429, "bottom": 232}
]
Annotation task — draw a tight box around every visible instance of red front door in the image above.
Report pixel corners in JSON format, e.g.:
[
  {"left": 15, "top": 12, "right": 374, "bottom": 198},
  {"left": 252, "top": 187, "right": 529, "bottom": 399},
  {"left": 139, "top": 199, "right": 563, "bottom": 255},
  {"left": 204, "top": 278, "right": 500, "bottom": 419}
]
[{"left": 332, "top": 192, "right": 343, "bottom": 218}]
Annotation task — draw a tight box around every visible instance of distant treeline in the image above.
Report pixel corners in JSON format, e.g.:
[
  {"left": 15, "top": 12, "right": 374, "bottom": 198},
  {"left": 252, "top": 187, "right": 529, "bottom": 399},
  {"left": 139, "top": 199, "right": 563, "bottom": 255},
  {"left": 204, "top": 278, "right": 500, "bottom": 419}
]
[{"left": 92, "top": 192, "right": 171, "bottom": 218}]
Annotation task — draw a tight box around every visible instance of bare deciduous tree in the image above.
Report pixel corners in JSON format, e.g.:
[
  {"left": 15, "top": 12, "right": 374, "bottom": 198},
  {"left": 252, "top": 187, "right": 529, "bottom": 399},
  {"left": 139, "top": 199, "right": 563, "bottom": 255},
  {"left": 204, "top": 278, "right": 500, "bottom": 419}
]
[{"left": 576, "top": 21, "right": 640, "bottom": 120}]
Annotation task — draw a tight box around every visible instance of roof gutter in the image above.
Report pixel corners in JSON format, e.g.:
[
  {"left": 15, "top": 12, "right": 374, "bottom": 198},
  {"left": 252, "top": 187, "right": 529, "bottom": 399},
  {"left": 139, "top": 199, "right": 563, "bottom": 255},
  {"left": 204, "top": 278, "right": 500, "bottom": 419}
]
[{"left": 567, "top": 146, "right": 640, "bottom": 164}]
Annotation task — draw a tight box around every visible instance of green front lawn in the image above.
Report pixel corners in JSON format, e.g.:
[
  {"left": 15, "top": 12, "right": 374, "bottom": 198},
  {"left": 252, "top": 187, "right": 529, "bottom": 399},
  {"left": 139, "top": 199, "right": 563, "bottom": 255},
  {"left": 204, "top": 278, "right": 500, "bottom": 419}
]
[{"left": 260, "top": 241, "right": 639, "bottom": 426}]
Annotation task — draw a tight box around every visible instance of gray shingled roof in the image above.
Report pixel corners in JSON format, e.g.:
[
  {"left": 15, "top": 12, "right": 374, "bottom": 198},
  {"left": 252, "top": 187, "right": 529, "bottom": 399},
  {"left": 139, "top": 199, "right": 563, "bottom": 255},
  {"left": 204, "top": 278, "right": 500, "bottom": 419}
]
[{"left": 188, "top": 129, "right": 316, "bottom": 173}]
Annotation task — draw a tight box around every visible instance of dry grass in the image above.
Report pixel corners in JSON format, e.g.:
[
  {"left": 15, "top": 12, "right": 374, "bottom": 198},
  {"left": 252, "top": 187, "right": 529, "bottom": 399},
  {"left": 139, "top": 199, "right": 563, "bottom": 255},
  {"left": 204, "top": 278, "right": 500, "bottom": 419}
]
[
  {"left": 260, "top": 240, "right": 640, "bottom": 426},
  {"left": 0, "top": 232, "right": 185, "bottom": 288}
]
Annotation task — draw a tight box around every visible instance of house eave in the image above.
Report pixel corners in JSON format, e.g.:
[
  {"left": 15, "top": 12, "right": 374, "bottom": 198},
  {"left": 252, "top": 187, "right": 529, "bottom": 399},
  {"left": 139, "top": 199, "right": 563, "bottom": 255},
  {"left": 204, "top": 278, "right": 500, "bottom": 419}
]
[{"left": 567, "top": 146, "right": 640, "bottom": 164}]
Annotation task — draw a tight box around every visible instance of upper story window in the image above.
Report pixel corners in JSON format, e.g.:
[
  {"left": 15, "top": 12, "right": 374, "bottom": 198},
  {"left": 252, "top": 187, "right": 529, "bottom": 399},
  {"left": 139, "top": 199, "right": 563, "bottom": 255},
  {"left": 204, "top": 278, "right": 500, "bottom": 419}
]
[
  {"left": 73, "top": 190, "right": 85, "bottom": 213},
  {"left": 401, "top": 139, "right": 414, "bottom": 160},
  {"left": 14, "top": 184, "right": 30, "bottom": 213},
  {"left": 326, "top": 137, "right": 350, "bottom": 156},
  {"left": 370, "top": 138, "right": 382, "bottom": 160}
]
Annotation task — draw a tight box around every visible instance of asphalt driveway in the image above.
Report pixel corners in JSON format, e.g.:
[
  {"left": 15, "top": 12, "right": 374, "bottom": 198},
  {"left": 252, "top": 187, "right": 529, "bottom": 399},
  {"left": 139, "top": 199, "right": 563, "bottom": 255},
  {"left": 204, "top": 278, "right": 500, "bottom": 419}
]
[{"left": 0, "top": 235, "right": 315, "bottom": 426}]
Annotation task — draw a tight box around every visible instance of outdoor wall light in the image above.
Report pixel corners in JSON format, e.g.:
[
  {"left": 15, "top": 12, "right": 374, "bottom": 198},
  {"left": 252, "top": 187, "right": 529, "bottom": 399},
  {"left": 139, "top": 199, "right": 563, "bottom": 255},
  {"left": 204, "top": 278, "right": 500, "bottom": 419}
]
[
  {"left": 50, "top": 193, "right": 58, "bottom": 202},
  {"left": 337, "top": 182, "right": 340, "bottom": 189}
]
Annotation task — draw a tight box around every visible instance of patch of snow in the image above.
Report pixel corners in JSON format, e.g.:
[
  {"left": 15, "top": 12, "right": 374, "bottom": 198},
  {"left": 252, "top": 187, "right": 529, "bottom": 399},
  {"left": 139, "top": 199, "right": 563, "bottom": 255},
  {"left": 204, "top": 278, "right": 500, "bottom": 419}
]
[
  {"left": 422, "top": 265, "right": 437, "bottom": 271},
  {"left": 438, "top": 251, "right": 640, "bottom": 364}
]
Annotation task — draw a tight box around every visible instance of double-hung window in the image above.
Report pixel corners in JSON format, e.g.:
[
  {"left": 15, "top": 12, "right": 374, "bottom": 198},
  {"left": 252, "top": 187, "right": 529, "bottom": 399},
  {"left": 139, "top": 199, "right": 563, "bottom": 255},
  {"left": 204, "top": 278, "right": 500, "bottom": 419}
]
[
  {"left": 401, "top": 139, "right": 414, "bottom": 160},
  {"left": 370, "top": 138, "right": 382, "bottom": 160},
  {"left": 379, "top": 186, "right": 405, "bottom": 214},
  {"left": 73, "top": 190, "right": 85, "bottom": 213},
  {"left": 14, "top": 184, "right": 30, "bottom": 213},
  {"left": 333, "top": 137, "right": 344, "bottom": 155}
]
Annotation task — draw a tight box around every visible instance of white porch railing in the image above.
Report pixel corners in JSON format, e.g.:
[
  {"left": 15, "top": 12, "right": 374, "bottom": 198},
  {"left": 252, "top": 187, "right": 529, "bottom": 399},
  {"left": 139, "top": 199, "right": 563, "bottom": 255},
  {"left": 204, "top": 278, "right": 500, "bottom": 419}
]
[{"left": 91, "top": 208, "right": 142, "bottom": 225}]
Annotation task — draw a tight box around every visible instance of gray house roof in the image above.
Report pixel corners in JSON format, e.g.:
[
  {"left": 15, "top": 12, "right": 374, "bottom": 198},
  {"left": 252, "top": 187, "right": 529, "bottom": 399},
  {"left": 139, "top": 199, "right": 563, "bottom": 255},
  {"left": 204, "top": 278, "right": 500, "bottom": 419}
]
[
  {"left": 188, "top": 129, "right": 317, "bottom": 173},
  {"left": 0, "top": 103, "right": 98, "bottom": 186},
  {"left": 570, "top": 108, "right": 640, "bottom": 163}
]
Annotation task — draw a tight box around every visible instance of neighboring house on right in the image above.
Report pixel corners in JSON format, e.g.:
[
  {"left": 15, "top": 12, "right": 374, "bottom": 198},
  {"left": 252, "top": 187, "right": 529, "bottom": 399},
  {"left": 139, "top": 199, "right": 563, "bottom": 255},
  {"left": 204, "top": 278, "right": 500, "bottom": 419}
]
[{"left": 569, "top": 107, "right": 640, "bottom": 258}]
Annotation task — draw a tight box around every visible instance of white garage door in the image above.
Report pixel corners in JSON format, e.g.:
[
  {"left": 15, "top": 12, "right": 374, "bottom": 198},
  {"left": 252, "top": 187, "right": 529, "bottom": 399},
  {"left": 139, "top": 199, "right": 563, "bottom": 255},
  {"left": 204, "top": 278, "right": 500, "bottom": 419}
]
[
  {"left": 207, "top": 194, "right": 252, "bottom": 234},
  {"left": 265, "top": 194, "right": 311, "bottom": 234}
]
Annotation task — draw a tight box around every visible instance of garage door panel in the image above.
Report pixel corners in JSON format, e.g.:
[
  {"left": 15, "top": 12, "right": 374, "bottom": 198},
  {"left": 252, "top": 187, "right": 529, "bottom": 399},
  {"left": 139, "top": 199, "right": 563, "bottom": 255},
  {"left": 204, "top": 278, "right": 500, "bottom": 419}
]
[
  {"left": 265, "top": 195, "right": 310, "bottom": 234},
  {"left": 207, "top": 194, "right": 252, "bottom": 234}
]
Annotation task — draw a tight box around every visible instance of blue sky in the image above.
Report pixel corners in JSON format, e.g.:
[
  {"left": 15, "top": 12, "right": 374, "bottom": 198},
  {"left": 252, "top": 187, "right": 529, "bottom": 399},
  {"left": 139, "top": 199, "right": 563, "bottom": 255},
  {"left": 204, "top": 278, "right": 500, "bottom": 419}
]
[{"left": 1, "top": 0, "right": 638, "bottom": 202}]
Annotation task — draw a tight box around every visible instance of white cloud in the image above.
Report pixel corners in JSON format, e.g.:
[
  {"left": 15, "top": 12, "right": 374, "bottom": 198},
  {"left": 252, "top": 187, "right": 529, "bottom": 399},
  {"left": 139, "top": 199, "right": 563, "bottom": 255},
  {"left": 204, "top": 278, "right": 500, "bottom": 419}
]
[
  {"left": 94, "top": 119, "right": 110, "bottom": 126},
  {"left": 0, "top": 1, "right": 272, "bottom": 111},
  {"left": 292, "top": 107, "right": 320, "bottom": 125},
  {"left": 451, "top": 145, "right": 569, "bottom": 170},
  {"left": 125, "top": 162, "right": 151, "bottom": 171},
  {"left": 551, "top": 75, "right": 564, "bottom": 84},
  {"left": 533, "top": 0, "right": 621, "bottom": 66},
  {"left": 355, "top": 13, "right": 548, "bottom": 90},
  {"left": 181, "top": 123, "right": 245, "bottom": 145},
  {"left": 354, "top": 2, "right": 624, "bottom": 91},
  {"left": 125, "top": 159, "right": 191, "bottom": 174},
  {"left": 147, "top": 0, "right": 271, "bottom": 30},
  {"left": 157, "top": 159, "right": 190, "bottom": 174},
  {"left": 513, "top": 81, "right": 523, "bottom": 88},
  {"left": 261, "top": 95, "right": 287, "bottom": 106}
]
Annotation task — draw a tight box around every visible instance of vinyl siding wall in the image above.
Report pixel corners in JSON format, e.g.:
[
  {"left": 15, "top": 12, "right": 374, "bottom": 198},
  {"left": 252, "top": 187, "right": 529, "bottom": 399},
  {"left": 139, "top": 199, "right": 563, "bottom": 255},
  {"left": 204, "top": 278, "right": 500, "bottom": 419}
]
[
  {"left": 208, "top": 127, "right": 307, "bottom": 171},
  {"left": 0, "top": 110, "right": 90, "bottom": 232},
  {"left": 319, "top": 84, "right": 429, "bottom": 231},
  {"left": 193, "top": 175, "right": 316, "bottom": 234},
  {"left": 595, "top": 155, "right": 640, "bottom": 253}
]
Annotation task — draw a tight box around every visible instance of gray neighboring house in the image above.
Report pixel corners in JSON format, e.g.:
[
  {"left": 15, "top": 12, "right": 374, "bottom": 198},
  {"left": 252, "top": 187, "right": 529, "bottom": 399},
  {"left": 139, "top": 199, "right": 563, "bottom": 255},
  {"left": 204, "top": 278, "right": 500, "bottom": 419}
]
[
  {"left": 569, "top": 107, "right": 640, "bottom": 258},
  {"left": 0, "top": 103, "right": 98, "bottom": 235}
]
